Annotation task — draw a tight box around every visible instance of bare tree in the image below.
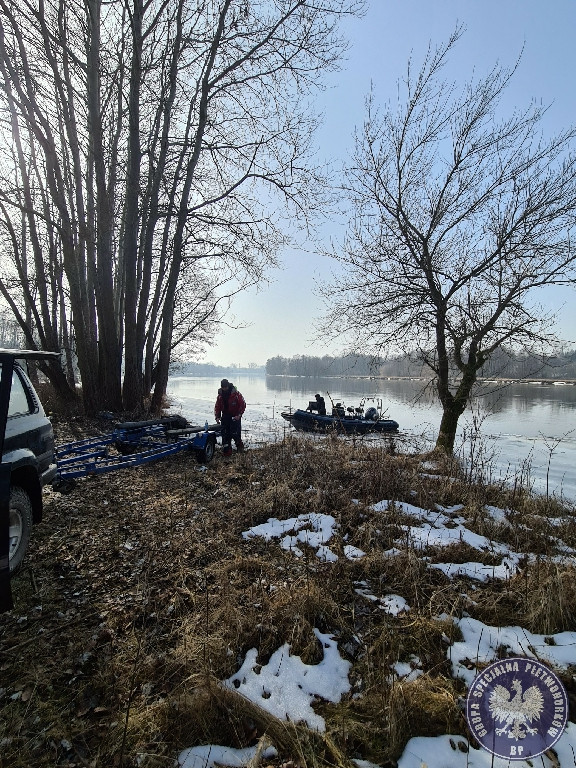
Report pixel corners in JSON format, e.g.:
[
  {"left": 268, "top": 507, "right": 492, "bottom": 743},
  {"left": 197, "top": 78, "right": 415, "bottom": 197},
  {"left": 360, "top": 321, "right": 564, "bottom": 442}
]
[
  {"left": 322, "top": 30, "right": 576, "bottom": 453},
  {"left": 0, "top": 0, "right": 363, "bottom": 414},
  {"left": 0, "top": 0, "right": 106, "bottom": 408},
  {"left": 0, "top": 136, "right": 77, "bottom": 399}
]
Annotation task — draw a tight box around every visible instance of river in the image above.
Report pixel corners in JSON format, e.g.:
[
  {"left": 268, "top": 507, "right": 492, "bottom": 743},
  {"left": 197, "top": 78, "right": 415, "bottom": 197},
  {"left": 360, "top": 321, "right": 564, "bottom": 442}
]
[{"left": 167, "top": 374, "right": 576, "bottom": 502}]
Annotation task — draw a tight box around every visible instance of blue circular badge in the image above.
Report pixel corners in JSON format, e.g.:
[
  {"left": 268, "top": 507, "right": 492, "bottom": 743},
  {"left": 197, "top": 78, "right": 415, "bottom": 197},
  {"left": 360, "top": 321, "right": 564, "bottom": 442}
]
[{"left": 466, "top": 658, "right": 568, "bottom": 760}]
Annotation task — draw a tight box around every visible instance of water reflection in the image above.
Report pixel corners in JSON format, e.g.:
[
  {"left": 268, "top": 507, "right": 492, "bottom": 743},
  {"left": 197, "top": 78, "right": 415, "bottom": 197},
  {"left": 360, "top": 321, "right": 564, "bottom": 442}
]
[
  {"left": 475, "top": 382, "right": 576, "bottom": 415},
  {"left": 265, "top": 374, "right": 438, "bottom": 404}
]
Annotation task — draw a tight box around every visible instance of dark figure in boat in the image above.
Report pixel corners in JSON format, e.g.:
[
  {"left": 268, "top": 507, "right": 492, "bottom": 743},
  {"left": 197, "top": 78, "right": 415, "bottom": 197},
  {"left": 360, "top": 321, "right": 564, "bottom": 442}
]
[{"left": 306, "top": 394, "right": 327, "bottom": 416}]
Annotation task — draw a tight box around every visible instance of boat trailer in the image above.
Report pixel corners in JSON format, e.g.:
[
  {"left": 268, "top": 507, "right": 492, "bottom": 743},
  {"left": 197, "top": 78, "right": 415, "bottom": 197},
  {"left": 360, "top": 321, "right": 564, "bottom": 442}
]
[{"left": 54, "top": 417, "right": 221, "bottom": 485}]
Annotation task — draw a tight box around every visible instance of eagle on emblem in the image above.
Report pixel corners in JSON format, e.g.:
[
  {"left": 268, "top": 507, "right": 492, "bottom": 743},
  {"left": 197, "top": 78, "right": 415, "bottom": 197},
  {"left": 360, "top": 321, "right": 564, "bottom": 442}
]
[{"left": 489, "top": 679, "right": 544, "bottom": 739}]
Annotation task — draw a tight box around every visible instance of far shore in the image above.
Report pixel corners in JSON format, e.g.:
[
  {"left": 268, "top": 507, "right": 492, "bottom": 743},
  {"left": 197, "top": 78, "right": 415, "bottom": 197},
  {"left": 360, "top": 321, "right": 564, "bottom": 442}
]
[
  {"left": 263, "top": 373, "right": 576, "bottom": 385},
  {"left": 172, "top": 370, "right": 576, "bottom": 386}
]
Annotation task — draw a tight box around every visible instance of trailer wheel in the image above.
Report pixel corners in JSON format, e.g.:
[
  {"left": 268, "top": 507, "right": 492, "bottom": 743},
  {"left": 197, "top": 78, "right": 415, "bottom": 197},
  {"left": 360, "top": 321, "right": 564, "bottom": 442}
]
[
  {"left": 8, "top": 486, "right": 33, "bottom": 575},
  {"left": 196, "top": 435, "right": 216, "bottom": 463}
]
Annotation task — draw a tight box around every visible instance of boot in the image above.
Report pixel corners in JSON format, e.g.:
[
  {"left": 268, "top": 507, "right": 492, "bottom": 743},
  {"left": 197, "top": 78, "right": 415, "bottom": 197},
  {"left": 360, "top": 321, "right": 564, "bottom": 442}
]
[
  {"left": 236, "top": 439, "right": 245, "bottom": 453},
  {"left": 222, "top": 443, "right": 232, "bottom": 457}
]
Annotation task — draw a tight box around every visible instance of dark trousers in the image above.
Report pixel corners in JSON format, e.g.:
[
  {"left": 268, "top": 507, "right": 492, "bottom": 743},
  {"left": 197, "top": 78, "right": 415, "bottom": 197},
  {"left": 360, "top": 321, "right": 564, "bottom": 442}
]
[{"left": 221, "top": 414, "right": 243, "bottom": 450}]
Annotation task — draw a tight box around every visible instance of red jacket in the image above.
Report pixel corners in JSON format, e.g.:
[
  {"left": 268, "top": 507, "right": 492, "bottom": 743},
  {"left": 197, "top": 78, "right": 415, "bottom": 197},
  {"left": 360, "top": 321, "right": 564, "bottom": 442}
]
[{"left": 214, "top": 385, "right": 246, "bottom": 419}]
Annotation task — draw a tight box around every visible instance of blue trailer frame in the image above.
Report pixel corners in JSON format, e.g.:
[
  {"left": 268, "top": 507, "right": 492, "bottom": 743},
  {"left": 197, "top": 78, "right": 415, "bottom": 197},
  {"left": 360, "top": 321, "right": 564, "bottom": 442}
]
[{"left": 55, "top": 419, "right": 221, "bottom": 482}]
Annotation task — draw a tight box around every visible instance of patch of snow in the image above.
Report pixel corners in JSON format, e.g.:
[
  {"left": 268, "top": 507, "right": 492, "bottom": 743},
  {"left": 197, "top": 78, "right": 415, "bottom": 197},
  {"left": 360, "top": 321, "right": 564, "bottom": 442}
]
[
  {"left": 179, "top": 744, "right": 277, "bottom": 768},
  {"left": 381, "top": 594, "right": 410, "bottom": 615},
  {"left": 355, "top": 586, "right": 410, "bottom": 614},
  {"left": 396, "top": 723, "right": 576, "bottom": 768},
  {"left": 397, "top": 733, "right": 557, "bottom": 768},
  {"left": 355, "top": 587, "right": 379, "bottom": 602},
  {"left": 400, "top": 521, "right": 509, "bottom": 553},
  {"left": 316, "top": 544, "right": 339, "bottom": 562},
  {"left": 353, "top": 761, "right": 382, "bottom": 768},
  {"left": 222, "top": 629, "right": 351, "bottom": 732},
  {"left": 483, "top": 505, "right": 511, "bottom": 523},
  {"left": 372, "top": 500, "right": 425, "bottom": 518},
  {"left": 344, "top": 544, "right": 366, "bottom": 560},
  {"left": 391, "top": 656, "right": 423, "bottom": 681},
  {"left": 243, "top": 513, "right": 338, "bottom": 561},
  {"left": 430, "top": 555, "right": 522, "bottom": 582},
  {"left": 450, "top": 617, "right": 576, "bottom": 686}
]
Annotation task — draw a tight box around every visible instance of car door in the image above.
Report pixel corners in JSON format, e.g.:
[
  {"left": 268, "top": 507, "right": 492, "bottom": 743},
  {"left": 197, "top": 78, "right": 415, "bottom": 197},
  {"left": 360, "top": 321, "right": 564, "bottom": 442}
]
[{"left": 2, "top": 365, "right": 54, "bottom": 477}]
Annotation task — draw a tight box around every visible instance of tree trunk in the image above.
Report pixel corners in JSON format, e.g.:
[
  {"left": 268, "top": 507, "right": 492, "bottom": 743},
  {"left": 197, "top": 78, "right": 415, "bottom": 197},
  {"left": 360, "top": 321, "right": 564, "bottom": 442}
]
[
  {"left": 87, "top": 0, "right": 123, "bottom": 412},
  {"left": 150, "top": 1, "right": 232, "bottom": 413},
  {"left": 435, "top": 405, "right": 461, "bottom": 454},
  {"left": 121, "top": 0, "right": 144, "bottom": 412},
  {"left": 434, "top": 357, "right": 479, "bottom": 454},
  {"left": 137, "top": 1, "right": 184, "bottom": 405}
]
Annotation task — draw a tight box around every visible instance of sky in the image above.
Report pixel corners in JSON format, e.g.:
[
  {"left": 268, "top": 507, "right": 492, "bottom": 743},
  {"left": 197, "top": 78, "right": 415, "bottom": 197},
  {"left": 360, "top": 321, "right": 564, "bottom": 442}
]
[
  {"left": 177, "top": 498, "right": 576, "bottom": 768},
  {"left": 202, "top": 0, "right": 576, "bottom": 368}
]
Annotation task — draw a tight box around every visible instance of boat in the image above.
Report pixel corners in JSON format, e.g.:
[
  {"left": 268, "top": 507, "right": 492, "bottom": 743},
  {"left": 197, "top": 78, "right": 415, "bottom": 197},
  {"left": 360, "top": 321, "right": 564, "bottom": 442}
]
[{"left": 281, "top": 398, "right": 399, "bottom": 435}]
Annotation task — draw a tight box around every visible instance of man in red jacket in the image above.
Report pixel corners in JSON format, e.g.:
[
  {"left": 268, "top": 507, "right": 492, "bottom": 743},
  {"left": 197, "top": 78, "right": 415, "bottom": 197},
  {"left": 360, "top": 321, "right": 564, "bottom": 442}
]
[{"left": 214, "top": 378, "right": 246, "bottom": 456}]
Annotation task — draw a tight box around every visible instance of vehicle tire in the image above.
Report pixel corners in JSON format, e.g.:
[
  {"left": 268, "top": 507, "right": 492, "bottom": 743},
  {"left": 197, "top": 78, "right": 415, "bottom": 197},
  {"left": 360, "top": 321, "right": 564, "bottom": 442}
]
[
  {"left": 8, "top": 486, "right": 33, "bottom": 575},
  {"left": 196, "top": 436, "right": 216, "bottom": 464}
]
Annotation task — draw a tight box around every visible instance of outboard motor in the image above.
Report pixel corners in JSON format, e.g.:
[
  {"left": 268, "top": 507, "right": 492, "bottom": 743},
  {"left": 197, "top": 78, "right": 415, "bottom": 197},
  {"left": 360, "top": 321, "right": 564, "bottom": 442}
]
[{"left": 364, "top": 407, "right": 379, "bottom": 421}]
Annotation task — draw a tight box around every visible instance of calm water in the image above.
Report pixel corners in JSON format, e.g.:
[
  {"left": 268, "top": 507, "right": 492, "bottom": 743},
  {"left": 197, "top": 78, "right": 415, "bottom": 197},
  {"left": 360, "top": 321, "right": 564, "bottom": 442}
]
[{"left": 167, "top": 374, "right": 576, "bottom": 501}]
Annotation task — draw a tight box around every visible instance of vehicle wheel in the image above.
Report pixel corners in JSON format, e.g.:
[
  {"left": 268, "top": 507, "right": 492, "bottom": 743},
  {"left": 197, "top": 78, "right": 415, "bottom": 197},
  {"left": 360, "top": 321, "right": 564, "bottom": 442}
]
[
  {"left": 8, "top": 486, "right": 33, "bottom": 575},
  {"left": 196, "top": 436, "right": 216, "bottom": 463}
]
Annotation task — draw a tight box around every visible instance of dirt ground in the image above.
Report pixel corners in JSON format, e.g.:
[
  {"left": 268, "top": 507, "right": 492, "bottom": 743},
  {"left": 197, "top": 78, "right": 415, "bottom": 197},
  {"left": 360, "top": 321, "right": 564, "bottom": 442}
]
[{"left": 1, "top": 415, "right": 575, "bottom": 768}]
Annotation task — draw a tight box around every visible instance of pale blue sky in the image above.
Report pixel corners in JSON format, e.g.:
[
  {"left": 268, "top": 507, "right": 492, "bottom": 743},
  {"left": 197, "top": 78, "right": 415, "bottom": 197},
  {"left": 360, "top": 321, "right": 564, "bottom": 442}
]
[{"left": 203, "top": 0, "right": 576, "bottom": 368}]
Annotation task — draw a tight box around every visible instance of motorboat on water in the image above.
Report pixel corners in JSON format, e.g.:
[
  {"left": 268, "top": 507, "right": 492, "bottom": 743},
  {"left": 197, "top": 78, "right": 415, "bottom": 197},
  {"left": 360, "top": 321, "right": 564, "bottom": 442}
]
[{"left": 281, "top": 397, "right": 399, "bottom": 434}]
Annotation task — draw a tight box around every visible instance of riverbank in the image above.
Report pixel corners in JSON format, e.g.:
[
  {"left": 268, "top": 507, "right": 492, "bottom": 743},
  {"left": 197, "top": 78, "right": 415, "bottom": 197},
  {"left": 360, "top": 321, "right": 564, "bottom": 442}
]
[
  {"left": 1, "top": 416, "right": 575, "bottom": 767},
  {"left": 167, "top": 373, "right": 576, "bottom": 501}
]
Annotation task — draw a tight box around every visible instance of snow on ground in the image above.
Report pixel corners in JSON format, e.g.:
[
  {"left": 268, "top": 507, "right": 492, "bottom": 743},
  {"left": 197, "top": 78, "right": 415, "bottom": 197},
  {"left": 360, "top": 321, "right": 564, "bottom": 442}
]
[
  {"left": 179, "top": 630, "right": 351, "bottom": 768},
  {"left": 391, "top": 656, "right": 424, "bottom": 682},
  {"left": 430, "top": 558, "right": 521, "bottom": 581},
  {"left": 242, "top": 512, "right": 339, "bottom": 561},
  {"left": 179, "top": 496, "right": 576, "bottom": 768},
  {"left": 450, "top": 616, "right": 576, "bottom": 686},
  {"left": 179, "top": 744, "right": 278, "bottom": 768},
  {"left": 396, "top": 725, "right": 576, "bottom": 768},
  {"left": 223, "top": 629, "right": 351, "bottom": 731},
  {"left": 371, "top": 499, "right": 570, "bottom": 582},
  {"left": 354, "top": 582, "right": 411, "bottom": 615}
]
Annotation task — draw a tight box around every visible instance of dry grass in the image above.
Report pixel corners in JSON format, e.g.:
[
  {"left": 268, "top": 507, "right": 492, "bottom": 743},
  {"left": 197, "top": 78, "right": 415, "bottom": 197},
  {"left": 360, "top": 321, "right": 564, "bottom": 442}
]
[{"left": 1, "top": 414, "right": 575, "bottom": 767}]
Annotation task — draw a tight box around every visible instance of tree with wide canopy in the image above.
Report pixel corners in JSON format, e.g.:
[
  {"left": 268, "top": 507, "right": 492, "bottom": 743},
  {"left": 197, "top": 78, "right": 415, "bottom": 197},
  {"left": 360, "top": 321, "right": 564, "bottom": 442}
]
[{"left": 322, "top": 30, "right": 576, "bottom": 453}]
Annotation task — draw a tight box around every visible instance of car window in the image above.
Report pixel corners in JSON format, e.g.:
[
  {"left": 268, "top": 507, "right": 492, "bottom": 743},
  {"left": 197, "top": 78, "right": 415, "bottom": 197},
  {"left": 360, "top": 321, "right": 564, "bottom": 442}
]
[{"left": 8, "top": 369, "right": 33, "bottom": 417}]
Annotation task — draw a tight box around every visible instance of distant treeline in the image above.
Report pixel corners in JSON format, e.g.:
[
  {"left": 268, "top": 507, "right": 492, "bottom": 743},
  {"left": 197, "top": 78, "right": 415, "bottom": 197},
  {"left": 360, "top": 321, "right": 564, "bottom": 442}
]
[
  {"left": 476, "top": 347, "right": 576, "bottom": 380},
  {"left": 265, "top": 348, "right": 576, "bottom": 380},
  {"left": 172, "top": 347, "right": 576, "bottom": 380},
  {"left": 173, "top": 361, "right": 265, "bottom": 376},
  {"left": 265, "top": 354, "right": 387, "bottom": 377}
]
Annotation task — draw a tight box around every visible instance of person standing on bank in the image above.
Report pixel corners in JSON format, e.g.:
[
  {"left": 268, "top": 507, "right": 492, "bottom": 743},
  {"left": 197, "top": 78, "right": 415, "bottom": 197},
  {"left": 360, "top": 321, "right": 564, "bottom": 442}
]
[{"left": 214, "top": 379, "right": 246, "bottom": 456}]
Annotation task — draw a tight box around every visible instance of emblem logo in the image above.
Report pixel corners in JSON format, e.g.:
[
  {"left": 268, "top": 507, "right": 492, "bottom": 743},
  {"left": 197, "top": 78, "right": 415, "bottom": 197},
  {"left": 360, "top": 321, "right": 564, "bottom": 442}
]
[{"left": 466, "top": 658, "right": 568, "bottom": 760}]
